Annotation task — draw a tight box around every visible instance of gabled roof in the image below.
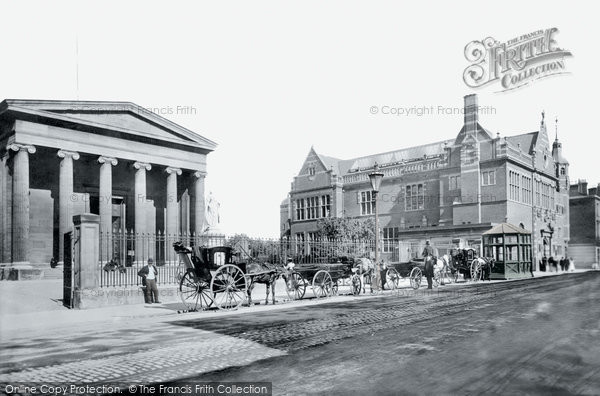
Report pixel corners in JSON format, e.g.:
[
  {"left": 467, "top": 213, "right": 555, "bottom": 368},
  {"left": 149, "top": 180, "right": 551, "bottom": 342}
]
[
  {"left": 317, "top": 153, "right": 342, "bottom": 175},
  {"left": 483, "top": 223, "right": 531, "bottom": 235},
  {"left": 0, "top": 99, "right": 217, "bottom": 152},
  {"left": 338, "top": 140, "right": 449, "bottom": 174},
  {"left": 453, "top": 123, "right": 494, "bottom": 145},
  {"left": 506, "top": 131, "right": 538, "bottom": 154}
]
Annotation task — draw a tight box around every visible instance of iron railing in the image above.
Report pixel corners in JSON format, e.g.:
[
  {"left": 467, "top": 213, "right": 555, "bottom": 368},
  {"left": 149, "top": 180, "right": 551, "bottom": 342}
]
[{"left": 98, "top": 232, "right": 378, "bottom": 287}]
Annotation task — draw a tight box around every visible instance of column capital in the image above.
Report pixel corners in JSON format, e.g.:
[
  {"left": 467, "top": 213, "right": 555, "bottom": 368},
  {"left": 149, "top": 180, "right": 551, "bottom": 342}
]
[
  {"left": 166, "top": 166, "right": 182, "bottom": 176},
  {"left": 8, "top": 143, "right": 36, "bottom": 154},
  {"left": 57, "top": 149, "right": 80, "bottom": 160},
  {"left": 98, "top": 156, "right": 118, "bottom": 166},
  {"left": 193, "top": 170, "right": 207, "bottom": 179},
  {"left": 133, "top": 161, "right": 152, "bottom": 171}
]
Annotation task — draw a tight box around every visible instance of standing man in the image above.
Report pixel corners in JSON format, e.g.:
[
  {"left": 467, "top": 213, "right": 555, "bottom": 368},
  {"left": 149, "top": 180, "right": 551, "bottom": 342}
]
[
  {"left": 548, "top": 256, "right": 557, "bottom": 273},
  {"left": 422, "top": 240, "right": 435, "bottom": 289},
  {"left": 138, "top": 258, "right": 160, "bottom": 304}
]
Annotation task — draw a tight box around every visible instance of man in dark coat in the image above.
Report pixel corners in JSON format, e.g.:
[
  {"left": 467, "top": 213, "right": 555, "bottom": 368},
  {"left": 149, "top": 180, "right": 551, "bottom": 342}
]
[
  {"left": 548, "top": 256, "right": 557, "bottom": 273},
  {"left": 422, "top": 241, "right": 435, "bottom": 289},
  {"left": 138, "top": 258, "right": 160, "bottom": 304}
]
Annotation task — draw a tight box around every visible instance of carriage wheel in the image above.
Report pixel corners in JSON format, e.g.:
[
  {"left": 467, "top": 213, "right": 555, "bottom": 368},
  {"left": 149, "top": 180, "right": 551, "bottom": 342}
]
[
  {"left": 350, "top": 273, "right": 362, "bottom": 296},
  {"left": 179, "top": 269, "right": 213, "bottom": 311},
  {"left": 211, "top": 264, "right": 247, "bottom": 310},
  {"left": 385, "top": 268, "right": 400, "bottom": 291},
  {"left": 285, "top": 272, "right": 306, "bottom": 300},
  {"left": 409, "top": 267, "right": 422, "bottom": 290},
  {"left": 471, "top": 260, "right": 483, "bottom": 282},
  {"left": 312, "top": 270, "right": 333, "bottom": 298}
]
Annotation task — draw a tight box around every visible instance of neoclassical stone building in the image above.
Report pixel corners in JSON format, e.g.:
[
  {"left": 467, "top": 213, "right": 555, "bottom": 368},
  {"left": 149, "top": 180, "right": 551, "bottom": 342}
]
[
  {"left": 0, "top": 100, "right": 216, "bottom": 274},
  {"left": 282, "top": 95, "right": 570, "bottom": 270}
]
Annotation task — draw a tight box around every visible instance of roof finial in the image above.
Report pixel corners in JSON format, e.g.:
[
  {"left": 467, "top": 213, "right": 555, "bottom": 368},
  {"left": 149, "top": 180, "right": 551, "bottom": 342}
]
[
  {"left": 541, "top": 110, "right": 545, "bottom": 125},
  {"left": 555, "top": 116, "right": 558, "bottom": 141}
]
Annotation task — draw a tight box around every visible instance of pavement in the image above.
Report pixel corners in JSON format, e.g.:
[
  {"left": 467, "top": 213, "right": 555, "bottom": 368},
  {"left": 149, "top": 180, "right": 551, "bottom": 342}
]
[
  {"left": 0, "top": 268, "right": 595, "bottom": 387},
  {"left": 0, "top": 268, "right": 589, "bottom": 335}
]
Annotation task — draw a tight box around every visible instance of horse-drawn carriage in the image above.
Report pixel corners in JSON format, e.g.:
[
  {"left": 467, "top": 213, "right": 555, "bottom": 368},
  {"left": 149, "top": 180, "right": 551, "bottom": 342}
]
[
  {"left": 284, "top": 257, "right": 401, "bottom": 300},
  {"left": 174, "top": 242, "right": 248, "bottom": 311},
  {"left": 449, "top": 248, "right": 494, "bottom": 282},
  {"left": 389, "top": 248, "right": 495, "bottom": 290}
]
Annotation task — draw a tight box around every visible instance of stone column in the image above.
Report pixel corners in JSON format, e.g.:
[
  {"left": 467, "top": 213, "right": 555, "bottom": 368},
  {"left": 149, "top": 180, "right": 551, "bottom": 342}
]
[
  {"left": 57, "top": 150, "right": 80, "bottom": 263},
  {"left": 98, "top": 156, "right": 118, "bottom": 262},
  {"left": 133, "top": 162, "right": 151, "bottom": 264},
  {"left": 133, "top": 162, "right": 151, "bottom": 234},
  {"left": 1, "top": 152, "right": 12, "bottom": 264},
  {"left": 8, "top": 144, "right": 36, "bottom": 264},
  {"left": 165, "top": 167, "right": 182, "bottom": 236},
  {"left": 193, "top": 171, "right": 206, "bottom": 236}
]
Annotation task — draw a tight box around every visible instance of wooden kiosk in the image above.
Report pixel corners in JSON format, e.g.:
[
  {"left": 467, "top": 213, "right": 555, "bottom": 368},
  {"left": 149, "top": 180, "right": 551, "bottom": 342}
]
[{"left": 482, "top": 223, "right": 533, "bottom": 280}]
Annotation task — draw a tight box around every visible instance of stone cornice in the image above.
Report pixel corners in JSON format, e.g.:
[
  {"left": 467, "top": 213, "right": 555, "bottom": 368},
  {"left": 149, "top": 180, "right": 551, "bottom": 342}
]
[
  {"left": 1, "top": 100, "right": 217, "bottom": 152},
  {"left": 13, "top": 120, "right": 208, "bottom": 171}
]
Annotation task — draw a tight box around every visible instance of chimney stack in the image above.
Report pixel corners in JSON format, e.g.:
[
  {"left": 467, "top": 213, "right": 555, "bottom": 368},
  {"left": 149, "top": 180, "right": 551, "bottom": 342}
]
[
  {"left": 464, "top": 94, "right": 478, "bottom": 136},
  {"left": 578, "top": 179, "right": 588, "bottom": 195}
]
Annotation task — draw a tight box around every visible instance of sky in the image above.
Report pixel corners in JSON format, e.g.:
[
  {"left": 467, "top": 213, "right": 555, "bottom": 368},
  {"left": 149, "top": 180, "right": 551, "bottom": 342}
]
[{"left": 1, "top": 1, "right": 598, "bottom": 237}]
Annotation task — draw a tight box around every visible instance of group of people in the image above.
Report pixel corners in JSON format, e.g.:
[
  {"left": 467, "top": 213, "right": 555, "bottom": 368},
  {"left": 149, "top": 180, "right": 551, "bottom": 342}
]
[{"left": 540, "top": 256, "right": 575, "bottom": 272}]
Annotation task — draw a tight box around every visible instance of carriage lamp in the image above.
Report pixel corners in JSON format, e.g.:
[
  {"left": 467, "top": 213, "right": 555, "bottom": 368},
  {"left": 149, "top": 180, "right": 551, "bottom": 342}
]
[{"left": 369, "top": 163, "right": 384, "bottom": 291}]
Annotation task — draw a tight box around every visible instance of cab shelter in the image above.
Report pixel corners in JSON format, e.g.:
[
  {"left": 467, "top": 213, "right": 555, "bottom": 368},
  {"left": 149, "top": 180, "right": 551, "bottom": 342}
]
[{"left": 483, "top": 223, "right": 533, "bottom": 280}]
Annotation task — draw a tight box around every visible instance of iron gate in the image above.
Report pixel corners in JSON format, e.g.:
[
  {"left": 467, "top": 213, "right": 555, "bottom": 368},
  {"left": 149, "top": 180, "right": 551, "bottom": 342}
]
[{"left": 63, "top": 231, "right": 73, "bottom": 308}]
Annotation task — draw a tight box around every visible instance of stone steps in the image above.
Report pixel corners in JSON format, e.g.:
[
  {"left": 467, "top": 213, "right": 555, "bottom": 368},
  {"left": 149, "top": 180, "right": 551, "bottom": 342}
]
[{"left": 43, "top": 267, "right": 64, "bottom": 280}]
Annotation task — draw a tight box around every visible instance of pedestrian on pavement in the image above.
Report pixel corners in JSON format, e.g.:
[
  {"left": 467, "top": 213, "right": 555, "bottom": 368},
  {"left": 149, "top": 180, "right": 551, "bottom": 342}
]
[
  {"left": 559, "top": 257, "right": 566, "bottom": 272},
  {"left": 422, "top": 241, "right": 435, "bottom": 289},
  {"left": 540, "top": 256, "right": 547, "bottom": 272},
  {"left": 548, "top": 256, "right": 557, "bottom": 273},
  {"left": 380, "top": 260, "right": 388, "bottom": 290},
  {"left": 138, "top": 258, "right": 160, "bottom": 304},
  {"left": 568, "top": 257, "right": 577, "bottom": 272}
]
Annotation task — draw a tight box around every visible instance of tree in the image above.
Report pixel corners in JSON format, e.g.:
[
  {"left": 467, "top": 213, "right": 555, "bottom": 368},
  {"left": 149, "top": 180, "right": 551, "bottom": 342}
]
[{"left": 315, "top": 217, "right": 376, "bottom": 241}]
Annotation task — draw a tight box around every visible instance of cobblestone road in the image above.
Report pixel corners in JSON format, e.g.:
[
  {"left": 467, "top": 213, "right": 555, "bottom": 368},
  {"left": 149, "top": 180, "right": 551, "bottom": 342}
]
[
  {"left": 1, "top": 272, "right": 598, "bottom": 395},
  {"left": 169, "top": 272, "right": 600, "bottom": 395}
]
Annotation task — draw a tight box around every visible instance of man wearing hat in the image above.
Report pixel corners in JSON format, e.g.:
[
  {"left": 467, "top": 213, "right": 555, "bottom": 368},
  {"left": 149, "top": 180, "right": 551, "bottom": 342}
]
[
  {"left": 138, "top": 258, "right": 160, "bottom": 304},
  {"left": 422, "top": 240, "right": 435, "bottom": 289}
]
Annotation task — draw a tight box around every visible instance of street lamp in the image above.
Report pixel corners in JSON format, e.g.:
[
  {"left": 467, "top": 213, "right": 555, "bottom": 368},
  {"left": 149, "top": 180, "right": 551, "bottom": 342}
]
[{"left": 369, "top": 162, "right": 384, "bottom": 292}]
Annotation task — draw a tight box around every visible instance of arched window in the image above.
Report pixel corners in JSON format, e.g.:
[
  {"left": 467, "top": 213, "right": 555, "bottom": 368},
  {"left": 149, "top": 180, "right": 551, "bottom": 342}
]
[{"left": 560, "top": 167, "right": 566, "bottom": 176}]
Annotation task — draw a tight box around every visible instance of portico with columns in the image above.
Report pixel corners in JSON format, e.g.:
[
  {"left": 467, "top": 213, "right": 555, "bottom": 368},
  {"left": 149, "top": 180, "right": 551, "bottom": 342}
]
[{"left": 0, "top": 99, "right": 216, "bottom": 275}]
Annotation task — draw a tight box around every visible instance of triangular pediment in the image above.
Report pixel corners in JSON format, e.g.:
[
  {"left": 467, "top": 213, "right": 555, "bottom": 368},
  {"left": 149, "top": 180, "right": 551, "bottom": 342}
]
[
  {"left": 0, "top": 99, "right": 217, "bottom": 151},
  {"left": 53, "top": 111, "right": 195, "bottom": 142}
]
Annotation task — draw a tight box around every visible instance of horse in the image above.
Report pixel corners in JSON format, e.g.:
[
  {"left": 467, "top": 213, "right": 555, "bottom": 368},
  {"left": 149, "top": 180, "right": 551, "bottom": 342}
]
[
  {"left": 353, "top": 257, "right": 374, "bottom": 294},
  {"left": 245, "top": 262, "right": 286, "bottom": 305},
  {"left": 434, "top": 254, "right": 452, "bottom": 285},
  {"left": 471, "top": 257, "right": 495, "bottom": 281}
]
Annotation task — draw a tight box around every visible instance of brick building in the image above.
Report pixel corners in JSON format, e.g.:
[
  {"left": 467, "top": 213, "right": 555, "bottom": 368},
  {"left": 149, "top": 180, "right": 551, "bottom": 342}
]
[
  {"left": 1, "top": 100, "right": 216, "bottom": 277},
  {"left": 281, "top": 94, "right": 570, "bottom": 268},
  {"left": 569, "top": 180, "right": 600, "bottom": 267}
]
